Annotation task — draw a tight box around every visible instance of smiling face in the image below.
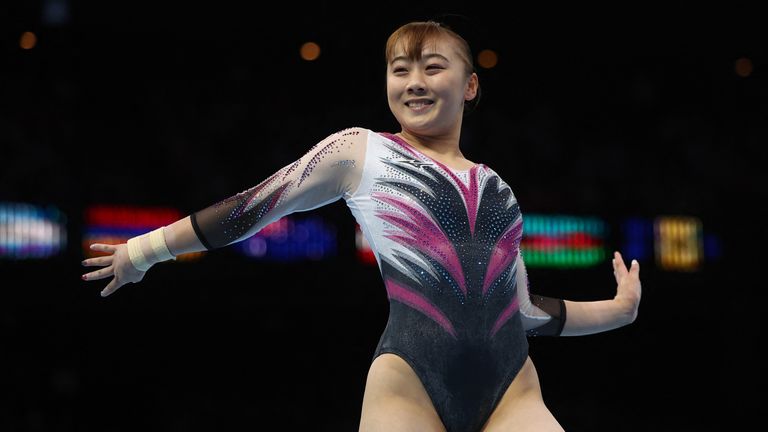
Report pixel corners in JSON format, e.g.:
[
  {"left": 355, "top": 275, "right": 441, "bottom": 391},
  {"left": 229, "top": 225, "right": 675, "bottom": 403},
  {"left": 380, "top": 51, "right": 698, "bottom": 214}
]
[{"left": 386, "top": 26, "right": 478, "bottom": 138}]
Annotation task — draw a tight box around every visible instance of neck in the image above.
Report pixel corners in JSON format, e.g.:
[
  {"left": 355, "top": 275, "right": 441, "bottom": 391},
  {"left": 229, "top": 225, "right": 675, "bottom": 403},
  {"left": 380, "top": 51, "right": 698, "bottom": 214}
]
[{"left": 399, "top": 121, "right": 463, "bottom": 157}]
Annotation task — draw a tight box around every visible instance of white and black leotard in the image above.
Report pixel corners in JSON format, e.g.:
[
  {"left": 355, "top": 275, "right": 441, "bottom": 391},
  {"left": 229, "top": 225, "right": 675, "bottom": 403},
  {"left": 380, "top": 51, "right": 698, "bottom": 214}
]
[{"left": 190, "top": 127, "right": 565, "bottom": 432}]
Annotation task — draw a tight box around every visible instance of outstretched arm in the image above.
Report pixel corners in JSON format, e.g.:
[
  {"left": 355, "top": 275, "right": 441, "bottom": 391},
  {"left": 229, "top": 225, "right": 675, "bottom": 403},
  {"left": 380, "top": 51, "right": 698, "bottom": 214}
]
[
  {"left": 517, "top": 251, "right": 641, "bottom": 337},
  {"left": 82, "top": 127, "right": 368, "bottom": 297}
]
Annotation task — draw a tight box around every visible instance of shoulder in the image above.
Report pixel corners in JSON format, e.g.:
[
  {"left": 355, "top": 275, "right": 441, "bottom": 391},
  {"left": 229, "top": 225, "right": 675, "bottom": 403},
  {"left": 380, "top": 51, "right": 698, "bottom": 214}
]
[
  {"left": 479, "top": 163, "right": 502, "bottom": 179},
  {"left": 300, "top": 127, "right": 372, "bottom": 157},
  {"left": 311, "top": 126, "right": 371, "bottom": 151},
  {"left": 329, "top": 126, "right": 372, "bottom": 142},
  {"left": 480, "top": 164, "right": 517, "bottom": 194}
]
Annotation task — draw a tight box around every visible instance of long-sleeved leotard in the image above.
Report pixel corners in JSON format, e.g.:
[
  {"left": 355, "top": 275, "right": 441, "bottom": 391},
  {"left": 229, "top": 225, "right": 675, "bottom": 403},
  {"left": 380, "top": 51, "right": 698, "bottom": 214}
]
[{"left": 190, "top": 127, "right": 565, "bottom": 432}]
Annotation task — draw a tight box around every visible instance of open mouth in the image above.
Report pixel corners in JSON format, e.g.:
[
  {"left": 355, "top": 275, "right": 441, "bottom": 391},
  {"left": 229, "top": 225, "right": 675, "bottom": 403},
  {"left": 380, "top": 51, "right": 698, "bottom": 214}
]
[{"left": 405, "top": 99, "right": 435, "bottom": 109}]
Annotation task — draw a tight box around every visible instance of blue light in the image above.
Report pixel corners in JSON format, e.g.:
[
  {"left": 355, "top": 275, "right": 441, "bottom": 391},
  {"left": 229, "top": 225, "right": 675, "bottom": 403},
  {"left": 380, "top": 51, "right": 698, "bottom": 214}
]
[
  {"left": 622, "top": 217, "right": 653, "bottom": 262},
  {"left": 238, "top": 216, "right": 337, "bottom": 261}
]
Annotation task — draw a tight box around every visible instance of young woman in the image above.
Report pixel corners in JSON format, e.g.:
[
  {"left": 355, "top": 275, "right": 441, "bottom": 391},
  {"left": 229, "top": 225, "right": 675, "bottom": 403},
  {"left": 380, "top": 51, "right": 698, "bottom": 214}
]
[{"left": 82, "top": 21, "right": 641, "bottom": 432}]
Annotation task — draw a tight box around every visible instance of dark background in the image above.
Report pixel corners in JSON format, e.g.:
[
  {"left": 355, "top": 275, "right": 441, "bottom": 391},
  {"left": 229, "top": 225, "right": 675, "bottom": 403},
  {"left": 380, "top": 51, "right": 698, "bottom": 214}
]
[{"left": 2, "top": 1, "right": 765, "bottom": 431}]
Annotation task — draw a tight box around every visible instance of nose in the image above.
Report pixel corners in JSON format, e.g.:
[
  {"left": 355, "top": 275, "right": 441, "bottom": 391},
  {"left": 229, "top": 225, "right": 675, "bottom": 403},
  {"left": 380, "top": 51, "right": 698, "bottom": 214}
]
[{"left": 406, "top": 71, "right": 426, "bottom": 95}]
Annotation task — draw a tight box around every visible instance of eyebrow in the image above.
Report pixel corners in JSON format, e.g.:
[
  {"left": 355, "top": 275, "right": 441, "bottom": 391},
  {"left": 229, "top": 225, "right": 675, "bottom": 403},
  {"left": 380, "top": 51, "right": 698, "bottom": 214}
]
[{"left": 389, "top": 53, "right": 451, "bottom": 65}]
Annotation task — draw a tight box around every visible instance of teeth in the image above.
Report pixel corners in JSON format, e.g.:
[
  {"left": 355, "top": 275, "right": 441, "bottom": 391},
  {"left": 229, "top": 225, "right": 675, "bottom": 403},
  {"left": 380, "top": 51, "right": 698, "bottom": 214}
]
[{"left": 407, "top": 101, "right": 432, "bottom": 108}]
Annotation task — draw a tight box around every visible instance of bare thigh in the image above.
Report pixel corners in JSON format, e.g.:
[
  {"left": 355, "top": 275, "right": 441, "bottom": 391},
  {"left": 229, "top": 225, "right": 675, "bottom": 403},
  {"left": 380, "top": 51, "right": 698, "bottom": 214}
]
[
  {"left": 481, "top": 357, "right": 565, "bottom": 432},
  {"left": 359, "top": 353, "right": 446, "bottom": 432}
]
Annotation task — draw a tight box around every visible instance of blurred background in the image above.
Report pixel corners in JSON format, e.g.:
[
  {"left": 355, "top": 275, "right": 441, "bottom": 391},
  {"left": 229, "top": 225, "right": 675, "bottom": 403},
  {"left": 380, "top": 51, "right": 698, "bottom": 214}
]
[{"left": 2, "top": 1, "right": 765, "bottom": 431}]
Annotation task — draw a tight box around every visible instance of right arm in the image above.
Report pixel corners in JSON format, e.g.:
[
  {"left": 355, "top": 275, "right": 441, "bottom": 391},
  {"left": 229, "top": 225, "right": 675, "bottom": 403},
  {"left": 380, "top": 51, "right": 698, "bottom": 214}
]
[{"left": 82, "top": 127, "right": 368, "bottom": 296}]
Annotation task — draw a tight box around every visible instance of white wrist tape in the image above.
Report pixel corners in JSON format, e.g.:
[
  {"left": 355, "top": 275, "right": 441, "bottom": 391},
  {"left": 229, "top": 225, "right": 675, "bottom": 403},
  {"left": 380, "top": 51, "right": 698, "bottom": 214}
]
[
  {"left": 149, "top": 227, "right": 176, "bottom": 261},
  {"left": 127, "top": 234, "right": 152, "bottom": 272},
  {"left": 126, "top": 226, "right": 176, "bottom": 272}
]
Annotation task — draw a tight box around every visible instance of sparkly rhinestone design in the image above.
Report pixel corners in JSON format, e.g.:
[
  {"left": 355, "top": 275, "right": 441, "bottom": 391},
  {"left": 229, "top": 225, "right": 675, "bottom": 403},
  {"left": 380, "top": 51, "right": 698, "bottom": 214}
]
[{"left": 374, "top": 135, "right": 524, "bottom": 339}]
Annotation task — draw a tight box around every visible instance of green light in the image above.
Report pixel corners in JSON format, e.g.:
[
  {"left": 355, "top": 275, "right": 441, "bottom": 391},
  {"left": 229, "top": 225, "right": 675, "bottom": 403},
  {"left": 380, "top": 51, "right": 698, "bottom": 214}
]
[{"left": 522, "top": 214, "right": 607, "bottom": 268}]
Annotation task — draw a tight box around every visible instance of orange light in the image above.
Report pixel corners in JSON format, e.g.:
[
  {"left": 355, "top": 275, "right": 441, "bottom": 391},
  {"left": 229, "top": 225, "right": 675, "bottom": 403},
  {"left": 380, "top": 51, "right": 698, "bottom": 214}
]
[
  {"left": 477, "top": 49, "right": 498, "bottom": 69},
  {"left": 654, "top": 216, "right": 703, "bottom": 271},
  {"left": 300, "top": 42, "right": 321, "bottom": 61},
  {"left": 20, "top": 32, "right": 37, "bottom": 50},
  {"left": 735, "top": 57, "right": 753, "bottom": 78}
]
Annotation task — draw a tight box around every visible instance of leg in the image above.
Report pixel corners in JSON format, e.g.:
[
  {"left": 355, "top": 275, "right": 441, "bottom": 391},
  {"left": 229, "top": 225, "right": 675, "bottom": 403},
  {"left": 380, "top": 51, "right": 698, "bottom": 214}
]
[
  {"left": 481, "top": 357, "right": 565, "bottom": 432},
  {"left": 359, "top": 353, "right": 446, "bottom": 432}
]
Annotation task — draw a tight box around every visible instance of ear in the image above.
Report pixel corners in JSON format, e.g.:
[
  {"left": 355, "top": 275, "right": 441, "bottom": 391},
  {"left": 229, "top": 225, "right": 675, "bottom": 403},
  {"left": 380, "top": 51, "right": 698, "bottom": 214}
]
[{"left": 464, "top": 73, "right": 479, "bottom": 101}]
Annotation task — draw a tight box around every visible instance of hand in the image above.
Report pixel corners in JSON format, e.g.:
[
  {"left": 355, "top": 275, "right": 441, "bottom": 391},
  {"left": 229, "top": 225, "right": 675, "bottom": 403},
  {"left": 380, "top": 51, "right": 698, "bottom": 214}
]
[
  {"left": 612, "top": 251, "right": 642, "bottom": 324},
  {"left": 81, "top": 243, "right": 146, "bottom": 297}
]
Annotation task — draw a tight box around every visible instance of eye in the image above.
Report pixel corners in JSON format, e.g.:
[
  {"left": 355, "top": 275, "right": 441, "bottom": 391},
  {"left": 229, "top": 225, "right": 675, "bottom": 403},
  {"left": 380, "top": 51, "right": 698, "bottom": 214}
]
[
  {"left": 392, "top": 67, "right": 407, "bottom": 74},
  {"left": 425, "top": 64, "right": 444, "bottom": 73}
]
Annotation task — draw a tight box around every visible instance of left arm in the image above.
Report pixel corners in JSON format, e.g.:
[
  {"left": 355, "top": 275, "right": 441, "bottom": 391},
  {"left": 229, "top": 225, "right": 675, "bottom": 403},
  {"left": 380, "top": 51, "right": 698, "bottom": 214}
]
[
  {"left": 518, "top": 251, "right": 641, "bottom": 337},
  {"left": 561, "top": 251, "right": 641, "bottom": 336}
]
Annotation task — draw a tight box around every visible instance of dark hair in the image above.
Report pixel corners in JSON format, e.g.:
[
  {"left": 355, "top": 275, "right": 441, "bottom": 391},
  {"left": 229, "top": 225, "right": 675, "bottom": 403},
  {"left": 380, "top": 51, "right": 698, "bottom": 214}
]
[{"left": 385, "top": 20, "right": 481, "bottom": 114}]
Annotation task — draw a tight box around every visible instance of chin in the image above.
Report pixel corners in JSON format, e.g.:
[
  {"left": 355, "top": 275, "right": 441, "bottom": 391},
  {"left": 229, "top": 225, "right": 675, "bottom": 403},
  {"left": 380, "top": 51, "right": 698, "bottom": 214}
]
[
  {"left": 402, "top": 123, "right": 432, "bottom": 134},
  {"left": 400, "top": 115, "right": 435, "bottom": 129}
]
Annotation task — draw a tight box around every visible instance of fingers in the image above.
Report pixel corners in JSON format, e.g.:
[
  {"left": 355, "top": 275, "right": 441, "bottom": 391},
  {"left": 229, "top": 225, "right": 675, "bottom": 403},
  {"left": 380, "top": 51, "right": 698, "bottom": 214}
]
[
  {"left": 614, "top": 251, "right": 625, "bottom": 267},
  {"left": 89, "top": 243, "right": 117, "bottom": 254},
  {"left": 612, "top": 251, "right": 642, "bottom": 279},
  {"left": 82, "top": 255, "right": 114, "bottom": 267},
  {"left": 81, "top": 243, "right": 130, "bottom": 297},
  {"left": 82, "top": 266, "right": 113, "bottom": 281},
  {"left": 612, "top": 251, "right": 626, "bottom": 276}
]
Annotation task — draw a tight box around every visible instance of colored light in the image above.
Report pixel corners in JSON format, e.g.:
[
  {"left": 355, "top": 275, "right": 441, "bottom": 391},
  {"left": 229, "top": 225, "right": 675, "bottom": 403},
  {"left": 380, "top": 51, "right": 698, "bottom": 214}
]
[
  {"left": 300, "top": 42, "right": 321, "bottom": 61},
  {"left": 735, "top": 57, "right": 753, "bottom": 78},
  {"left": 355, "top": 224, "right": 377, "bottom": 265},
  {"left": 82, "top": 205, "right": 202, "bottom": 261},
  {"left": 622, "top": 217, "right": 654, "bottom": 262},
  {"left": 654, "top": 216, "right": 703, "bottom": 271},
  {"left": 237, "top": 216, "right": 336, "bottom": 261},
  {"left": 0, "top": 202, "right": 66, "bottom": 259},
  {"left": 477, "top": 49, "right": 498, "bottom": 69},
  {"left": 520, "top": 214, "right": 607, "bottom": 268},
  {"left": 19, "top": 32, "right": 37, "bottom": 50},
  {"left": 703, "top": 233, "right": 721, "bottom": 261}
]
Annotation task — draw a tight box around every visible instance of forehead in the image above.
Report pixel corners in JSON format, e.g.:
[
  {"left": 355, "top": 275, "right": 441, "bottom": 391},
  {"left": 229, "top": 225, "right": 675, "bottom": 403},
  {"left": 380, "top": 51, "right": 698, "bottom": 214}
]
[{"left": 388, "top": 35, "right": 459, "bottom": 62}]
